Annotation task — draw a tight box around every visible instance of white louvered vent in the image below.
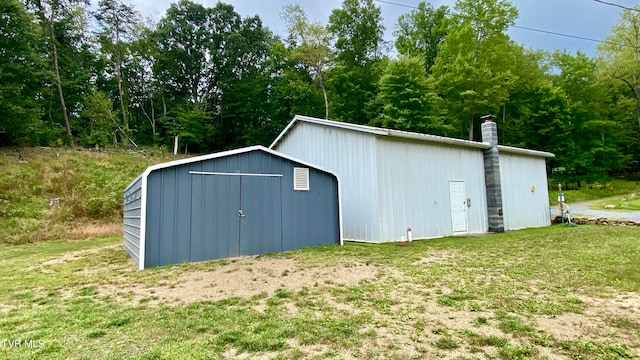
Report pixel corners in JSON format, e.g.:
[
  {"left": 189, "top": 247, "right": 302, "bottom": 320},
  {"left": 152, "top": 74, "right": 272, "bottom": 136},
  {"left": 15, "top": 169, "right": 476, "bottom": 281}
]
[{"left": 293, "top": 167, "right": 309, "bottom": 191}]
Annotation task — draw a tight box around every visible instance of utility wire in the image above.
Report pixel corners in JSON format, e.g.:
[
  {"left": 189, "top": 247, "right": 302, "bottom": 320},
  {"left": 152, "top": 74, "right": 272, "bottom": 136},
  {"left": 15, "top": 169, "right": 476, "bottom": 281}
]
[
  {"left": 373, "top": 0, "right": 632, "bottom": 49},
  {"left": 593, "top": 0, "right": 640, "bottom": 13}
]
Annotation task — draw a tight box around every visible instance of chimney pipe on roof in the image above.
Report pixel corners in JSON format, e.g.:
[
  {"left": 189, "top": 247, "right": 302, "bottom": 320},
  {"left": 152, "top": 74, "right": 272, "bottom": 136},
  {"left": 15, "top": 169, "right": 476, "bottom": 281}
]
[{"left": 481, "top": 114, "right": 495, "bottom": 123}]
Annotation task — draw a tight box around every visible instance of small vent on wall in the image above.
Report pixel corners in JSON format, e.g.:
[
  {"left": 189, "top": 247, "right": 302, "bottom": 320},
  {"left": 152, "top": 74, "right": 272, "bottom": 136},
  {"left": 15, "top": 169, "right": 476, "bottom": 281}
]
[{"left": 293, "top": 167, "right": 309, "bottom": 191}]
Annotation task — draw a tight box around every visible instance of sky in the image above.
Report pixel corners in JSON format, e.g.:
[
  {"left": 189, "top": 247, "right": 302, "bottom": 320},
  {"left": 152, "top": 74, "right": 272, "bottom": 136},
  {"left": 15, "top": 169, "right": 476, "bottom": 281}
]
[{"left": 128, "top": 0, "right": 634, "bottom": 57}]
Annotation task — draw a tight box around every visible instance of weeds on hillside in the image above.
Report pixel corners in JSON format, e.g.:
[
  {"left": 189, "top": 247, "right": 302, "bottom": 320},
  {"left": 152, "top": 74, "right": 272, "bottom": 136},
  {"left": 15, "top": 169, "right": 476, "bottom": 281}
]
[{"left": 0, "top": 147, "right": 174, "bottom": 244}]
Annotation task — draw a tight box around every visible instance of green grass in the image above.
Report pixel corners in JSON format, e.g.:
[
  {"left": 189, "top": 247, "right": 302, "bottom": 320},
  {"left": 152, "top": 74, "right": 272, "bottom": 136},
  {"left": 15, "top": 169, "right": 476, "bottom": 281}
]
[
  {"left": 0, "top": 225, "right": 638, "bottom": 359},
  {"left": 548, "top": 179, "right": 640, "bottom": 205},
  {"left": 591, "top": 196, "right": 640, "bottom": 211}
]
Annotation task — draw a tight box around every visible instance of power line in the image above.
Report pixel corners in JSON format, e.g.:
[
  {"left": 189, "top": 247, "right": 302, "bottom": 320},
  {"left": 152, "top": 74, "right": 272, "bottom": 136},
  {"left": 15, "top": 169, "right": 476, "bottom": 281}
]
[
  {"left": 375, "top": 0, "right": 417, "bottom": 9},
  {"left": 510, "top": 25, "right": 621, "bottom": 48},
  {"left": 592, "top": 0, "right": 640, "bottom": 13},
  {"left": 373, "top": 0, "right": 631, "bottom": 49}
]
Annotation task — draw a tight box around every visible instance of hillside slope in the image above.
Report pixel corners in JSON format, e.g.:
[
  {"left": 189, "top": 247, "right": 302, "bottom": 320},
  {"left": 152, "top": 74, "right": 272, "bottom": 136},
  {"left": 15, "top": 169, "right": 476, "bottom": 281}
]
[{"left": 0, "top": 147, "right": 177, "bottom": 244}]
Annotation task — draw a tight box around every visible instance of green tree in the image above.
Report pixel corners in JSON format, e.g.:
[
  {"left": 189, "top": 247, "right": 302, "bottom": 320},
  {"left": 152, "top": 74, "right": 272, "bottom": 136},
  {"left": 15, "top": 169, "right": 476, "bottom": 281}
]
[
  {"left": 281, "top": 4, "right": 332, "bottom": 119},
  {"left": 0, "top": 0, "right": 48, "bottom": 145},
  {"left": 264, "top": 41, "right": 326, "bottom": 141},
  {"left": 27, "top": 0, "right": 89, "bottom": 145},
  {"left": 498, "top": 46, "right": 549, "bottom": 147},
  {"left": 216, "top": 14, "right": 273, "bottom": 149},
  {"left": 81, "top": 90, "right": 116, "bottom": 147},
  {"left": 95, "top": 0, "right": 142, "bottom": 131},
  {"left": 394, "top": 2, "right": 450, "bottom": 72},
  {"left": 328, "top": 0, "right": 384, "bottom": 66},
  {"left": 597, "top": 7, "right": 640, "bottom": 134},
  {"left": 550, "top": 51, "right": 629, "bottom": 181},
  {"left": 431, "top": 0, "right": 518, "bottom": 140},
  {"left": 327, "top": 0, "right": 385, "bottom": 124},
  {"left": 153, "top": 0, "right": 215, "bottom": 104},
  {"left": 371, "top": 56, "right": 448, "bottom": 134}
]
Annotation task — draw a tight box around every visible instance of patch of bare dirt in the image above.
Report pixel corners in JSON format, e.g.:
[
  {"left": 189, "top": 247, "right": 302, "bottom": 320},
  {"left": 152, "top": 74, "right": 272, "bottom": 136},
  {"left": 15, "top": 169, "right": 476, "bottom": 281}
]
[
  {"left": 99, "top": 257, "right": 380, "bottom": 306},
  {"left": 412, "top": 249, "right": 458, "bottom": 265},
  {"left": 580, "top": 291, "right": 640, "bottom": 320},
  {"left": 534, "top": 291, "right": 640, "bottom": 355},
  {"left": 39, "top": 242, "right": 121, "bottom": 267}
]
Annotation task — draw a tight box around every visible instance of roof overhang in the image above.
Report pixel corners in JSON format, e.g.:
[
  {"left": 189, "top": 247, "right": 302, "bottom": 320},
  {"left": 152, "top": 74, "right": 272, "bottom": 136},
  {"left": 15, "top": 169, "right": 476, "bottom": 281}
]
[
  {"left": 270, "top": 115, "right": 491, "bottom": 150},
  {"left": 498, "top": 145, "right": 555, "bottom": 158},
  {"left": 270, "top": 115, "right": 555, "bottom": 157}
]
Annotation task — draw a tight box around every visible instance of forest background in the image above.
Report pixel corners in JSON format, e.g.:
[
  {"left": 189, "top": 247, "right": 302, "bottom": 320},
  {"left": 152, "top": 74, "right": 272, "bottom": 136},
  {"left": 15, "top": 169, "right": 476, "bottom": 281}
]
[{"left": 2, "top": 0, "right": 640, "bottom": 185}]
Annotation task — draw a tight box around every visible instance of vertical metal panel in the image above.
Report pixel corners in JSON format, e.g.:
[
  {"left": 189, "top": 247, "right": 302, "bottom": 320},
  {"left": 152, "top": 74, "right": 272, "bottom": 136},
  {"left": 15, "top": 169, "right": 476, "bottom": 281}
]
[
  {"left": 499, "top": 153, "right": 551, "bottom": 230},
  {"left": 144, "top": 173, "right": 162, "bottom": 266},
  {"left": 375, "top": 137, "right": 488, "bottom": 242},
  {"left": 123, "top": 177, "right": 142, "bottom": 267},
  {"left": 159, "top": 167, "right": 177, "bottom": 265},
  {"left": 274, "top": 121, "right": 378, "bottom": 242},
  {"left": 280, "top": 159, "right": 340, "bottom": 250},
  {"left": 173, "top": 167, "right": 192, "bottom": 263},
  {"left": 190, "top": 170, "right": 240, "bottom": 261},
  {"left": 240, "top": 175, "right": 282, "bottom": 255}
]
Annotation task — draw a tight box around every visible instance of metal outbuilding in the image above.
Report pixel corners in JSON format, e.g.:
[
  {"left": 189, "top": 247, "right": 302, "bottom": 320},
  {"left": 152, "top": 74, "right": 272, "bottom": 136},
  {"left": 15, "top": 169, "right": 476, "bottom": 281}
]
[
  {"left": 123, "top": 145, "right": 341, "bottom": 270},
  {"left": 270, "top": 115, "right": 554, "bottom": 243}
]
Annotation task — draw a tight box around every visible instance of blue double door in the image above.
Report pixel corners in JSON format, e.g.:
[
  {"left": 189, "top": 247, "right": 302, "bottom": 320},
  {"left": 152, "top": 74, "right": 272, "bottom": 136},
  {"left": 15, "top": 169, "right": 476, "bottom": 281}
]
[{"left": 190, "top": 174, "right": 283, "bottom": 261}]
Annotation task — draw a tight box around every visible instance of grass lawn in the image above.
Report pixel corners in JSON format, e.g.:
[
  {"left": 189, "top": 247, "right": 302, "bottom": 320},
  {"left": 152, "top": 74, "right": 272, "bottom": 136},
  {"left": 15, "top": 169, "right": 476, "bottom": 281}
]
[
  {"left": 591, "top": 196, "right": 640, "bottom": 212},
  {"left": 1, "top": 225, "right": 638, "bottom": 359},
  {"left": 548, "top": 179, "right": 640, "bottom": 206}
]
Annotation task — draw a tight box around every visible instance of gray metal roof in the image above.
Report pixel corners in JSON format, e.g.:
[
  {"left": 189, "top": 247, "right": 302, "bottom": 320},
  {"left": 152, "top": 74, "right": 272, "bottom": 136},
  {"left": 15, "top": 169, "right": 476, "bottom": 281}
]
[{"left": 270, "top": 115, "right": 554, "bottom": 158}]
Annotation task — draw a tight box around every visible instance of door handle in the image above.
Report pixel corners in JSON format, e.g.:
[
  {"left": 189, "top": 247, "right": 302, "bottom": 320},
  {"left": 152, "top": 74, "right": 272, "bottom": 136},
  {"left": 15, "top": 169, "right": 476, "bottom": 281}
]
[{"left": 238, "top": 210, "right": 245, "bottom": 218}]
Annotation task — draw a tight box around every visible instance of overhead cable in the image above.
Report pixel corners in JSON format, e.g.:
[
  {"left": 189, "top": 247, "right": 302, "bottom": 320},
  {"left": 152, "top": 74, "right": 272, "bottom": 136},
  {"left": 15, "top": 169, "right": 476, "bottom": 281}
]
[
  {"left": 592, "top": 0, "right": 640, "bottom": 13},
  {"left": 373, "top": 0, "right": 635, "bottom": 49}
]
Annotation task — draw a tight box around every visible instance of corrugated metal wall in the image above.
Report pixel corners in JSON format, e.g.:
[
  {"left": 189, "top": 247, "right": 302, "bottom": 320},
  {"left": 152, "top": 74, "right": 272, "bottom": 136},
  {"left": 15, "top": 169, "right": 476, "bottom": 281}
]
[
  {"left": 375, "top": 137, "right": 489, "bottom": 241},
  {"left": 499, "top": 152, "right": 551, "bottom": 230},
  {"left": 122, "top": 176, "right": 143, "bottom": 267},
  {"left": 274, "top": 122, "right": 379, "bottom": 242},
  {"left": 142, "top": 149, "right": 339, "bottom": 267},
  {"left": 274, "top": 122, "right": 490, "bottom": 242}
]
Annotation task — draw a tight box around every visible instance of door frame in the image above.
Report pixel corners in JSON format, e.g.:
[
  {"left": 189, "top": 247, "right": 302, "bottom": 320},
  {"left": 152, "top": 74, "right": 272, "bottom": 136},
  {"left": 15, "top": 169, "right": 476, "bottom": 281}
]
[
  {"left": 189, "top": 171, "right": 284, "bottom": 258},
  {"left": 448, "top": 179, "right": 468, "bottom": 234}
]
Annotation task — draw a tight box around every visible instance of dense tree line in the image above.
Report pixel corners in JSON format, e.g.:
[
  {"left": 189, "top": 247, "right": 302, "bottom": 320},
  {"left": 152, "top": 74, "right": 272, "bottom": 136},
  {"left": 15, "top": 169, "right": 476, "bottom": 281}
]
[{"left": 1, "top": 0, "right": 639, "bottom": 183}]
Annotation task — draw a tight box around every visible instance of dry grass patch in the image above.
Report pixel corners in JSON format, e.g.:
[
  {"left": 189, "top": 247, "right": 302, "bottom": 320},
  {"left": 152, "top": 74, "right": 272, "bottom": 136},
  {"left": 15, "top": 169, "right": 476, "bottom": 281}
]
[{"left": 97, "top": 257, "right": 380, "bottom": 307}]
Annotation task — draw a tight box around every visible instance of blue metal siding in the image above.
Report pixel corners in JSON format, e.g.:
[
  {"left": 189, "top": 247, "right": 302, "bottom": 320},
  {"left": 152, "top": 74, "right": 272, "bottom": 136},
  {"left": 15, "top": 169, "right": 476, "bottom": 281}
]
[
  {"left": 123, "top": 176, "right": 142, "bottom": 267},
  {"left": 240, "top": 175, "right": 282, "bottom": 255},
  {"left": 137, "top": 149, "right": 339, "bottom": 268}
]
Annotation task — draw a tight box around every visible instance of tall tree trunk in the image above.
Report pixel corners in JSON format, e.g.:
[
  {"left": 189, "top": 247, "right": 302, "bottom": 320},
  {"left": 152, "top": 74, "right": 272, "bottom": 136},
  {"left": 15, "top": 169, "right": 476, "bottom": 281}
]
[
  {"left": 321, "top": 81, "right": 329, "bottom": 120},
  {"left": 634, "top": 88, "right": 640, "bottom": 135},
  {"left": 49, "top": 1, "right": 73, "bottom": 145},
  {"left": 468, "top": 106, "right": 474, "bottom": 141},
  {"left": 116, "top": 63, "right": 127, "bottom": 129},
  {"left": 115, "top": 24, "right": 128, "bottom": 129},
  {"left": 150, "top": 96, "right": 156, "bottom": 138}
]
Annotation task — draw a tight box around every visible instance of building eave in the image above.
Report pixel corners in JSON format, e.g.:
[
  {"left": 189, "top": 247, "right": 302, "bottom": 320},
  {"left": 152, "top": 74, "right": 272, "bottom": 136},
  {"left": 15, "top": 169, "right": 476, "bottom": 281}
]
[
  {"left": 270, "top": 115, "right": 492, "bottom": 150},
  {"left": 498, "top": 145, "right": 555, "bottom": 158}
]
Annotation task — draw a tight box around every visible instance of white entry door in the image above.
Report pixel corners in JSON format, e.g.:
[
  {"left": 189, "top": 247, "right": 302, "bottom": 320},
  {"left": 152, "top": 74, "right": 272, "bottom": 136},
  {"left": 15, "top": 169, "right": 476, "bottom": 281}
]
[{"left": 449, "top": 180, "right": 468, "bottom": 233}]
